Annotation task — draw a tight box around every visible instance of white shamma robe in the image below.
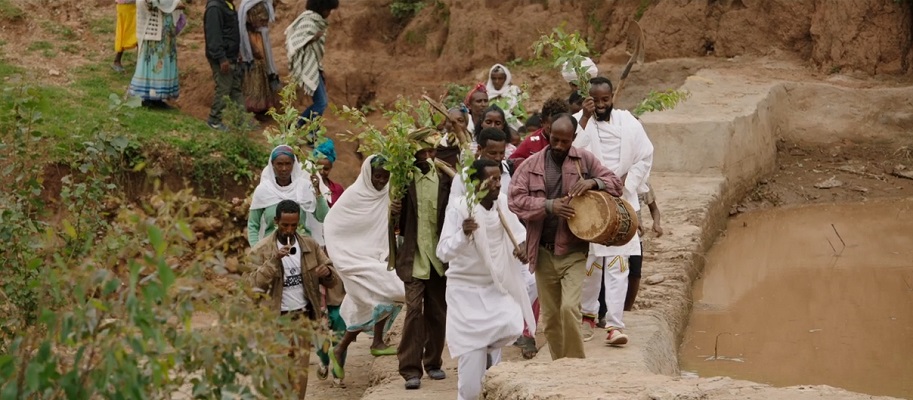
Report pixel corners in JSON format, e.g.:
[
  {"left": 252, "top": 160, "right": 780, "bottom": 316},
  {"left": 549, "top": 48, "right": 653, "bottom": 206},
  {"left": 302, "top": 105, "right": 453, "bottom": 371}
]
[
  {"left": 572, "top": 108, "right": 654, "bottom": 257},
  {"left": 436, "top": 196, "right": 536, "bottom": 358},
  {"left": 324, "top": 156, "right": 405, "bottom": 332}
]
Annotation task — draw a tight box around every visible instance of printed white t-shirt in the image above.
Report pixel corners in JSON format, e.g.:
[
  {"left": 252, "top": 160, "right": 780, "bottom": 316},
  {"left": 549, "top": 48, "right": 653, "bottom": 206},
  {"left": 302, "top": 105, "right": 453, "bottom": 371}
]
[{"left": 278, "top": 238, "right": 308, "bottom": 312}]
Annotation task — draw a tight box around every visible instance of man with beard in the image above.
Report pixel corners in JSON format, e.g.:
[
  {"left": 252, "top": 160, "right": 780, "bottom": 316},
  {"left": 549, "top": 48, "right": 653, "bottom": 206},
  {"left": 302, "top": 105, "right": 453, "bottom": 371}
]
[
  {"left": 509, "top": 114, "right": 622, "bottom": 360},
  {"left": 573, "top": 76, "right": 654, "bottom": 346},
  {"left": 395, "top": 142, "right": 454, "bottom": 390}
]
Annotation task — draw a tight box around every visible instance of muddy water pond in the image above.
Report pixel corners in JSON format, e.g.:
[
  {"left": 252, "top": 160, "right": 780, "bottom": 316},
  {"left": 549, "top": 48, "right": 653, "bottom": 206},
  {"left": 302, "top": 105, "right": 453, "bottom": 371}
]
[{"left": 681, "top": 199, "right": 913, "bottom": 399}]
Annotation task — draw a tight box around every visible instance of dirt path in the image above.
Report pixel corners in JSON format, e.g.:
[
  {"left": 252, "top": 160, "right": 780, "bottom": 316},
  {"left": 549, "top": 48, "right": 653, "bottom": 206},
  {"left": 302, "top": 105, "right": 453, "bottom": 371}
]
[{"left": 305, "top": 338, "right": 374, "bottom": 399}]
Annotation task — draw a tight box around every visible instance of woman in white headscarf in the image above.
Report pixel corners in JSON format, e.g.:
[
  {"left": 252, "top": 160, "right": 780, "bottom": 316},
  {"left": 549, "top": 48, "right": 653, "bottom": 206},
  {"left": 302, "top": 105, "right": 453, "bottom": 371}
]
[
  {"left": 128, "top": 0, "right": 185, "bottom": 108},
  {"left": 239, "top": 0, "right": 280, "bottom": 113},
  {"left": 485, "top": 63, "right": 524, "bottom": 130},
  {"left": 324, "top": 155, "right": 405, "bottom": 381},
  {"left": 247, "top": 145, "right": 330, "bottom": 246}
]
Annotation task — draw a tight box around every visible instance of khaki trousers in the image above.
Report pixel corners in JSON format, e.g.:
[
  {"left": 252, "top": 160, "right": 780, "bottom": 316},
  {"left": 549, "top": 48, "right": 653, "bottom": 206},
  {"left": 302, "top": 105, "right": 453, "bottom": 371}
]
[{"left": 535, "top": 247, "right": 587, "bottom": 360}]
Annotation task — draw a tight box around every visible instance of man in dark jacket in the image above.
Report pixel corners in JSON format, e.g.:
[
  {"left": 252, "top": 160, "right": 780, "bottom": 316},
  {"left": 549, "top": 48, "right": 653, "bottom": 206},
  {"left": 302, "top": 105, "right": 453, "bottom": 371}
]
[
  {"left": 394, "top": 143, "right": 453, "bottom": 390},
  {"left": 204, "top": 0, "right": 243, "bottom": 130}
]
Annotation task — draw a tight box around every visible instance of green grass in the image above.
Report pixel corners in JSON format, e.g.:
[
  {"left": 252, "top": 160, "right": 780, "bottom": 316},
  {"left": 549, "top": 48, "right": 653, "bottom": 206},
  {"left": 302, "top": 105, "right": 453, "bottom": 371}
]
[
  {"left": 41, "top": 21, "right": 78, "bottom": 41},
  {"left": 0, "top": 0, "right": 24, "bottom": 21},
  {"left": 90, "top": 17, "right": 115, "bottom": 35},
  {"left": 61, "top": 44, "right": 80, "bottom": 54},
  {"left": 0, "top": 59, "right": 266, "bottom": 191},
  {"left": 27, "top": 41, "right": 53, "bottom": 52}
]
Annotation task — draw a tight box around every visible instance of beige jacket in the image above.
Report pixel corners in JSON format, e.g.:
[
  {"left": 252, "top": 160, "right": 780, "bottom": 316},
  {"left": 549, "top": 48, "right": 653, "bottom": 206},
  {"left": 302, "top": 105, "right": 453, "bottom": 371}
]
[{"left": 247, "top": 231, "right": 337, "bottom": 320}]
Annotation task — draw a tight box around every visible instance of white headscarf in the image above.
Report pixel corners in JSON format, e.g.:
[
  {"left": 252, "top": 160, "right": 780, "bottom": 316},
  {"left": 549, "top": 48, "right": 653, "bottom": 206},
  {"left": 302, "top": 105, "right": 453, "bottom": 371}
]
[
  {"left": 485, "top": 63, "right": 514, "bottom": 100},
  {"left": 238, "top": 0, "right": 279, "bottom": 75},
  {"left": 324, "top": 155, "right": 390, "bottom": 263},
  {"left": 562, "top": 57, "right": 599, "bottom": 83},
  {"left": 249, "top": 145, "right": 318, "bottom": 214}
]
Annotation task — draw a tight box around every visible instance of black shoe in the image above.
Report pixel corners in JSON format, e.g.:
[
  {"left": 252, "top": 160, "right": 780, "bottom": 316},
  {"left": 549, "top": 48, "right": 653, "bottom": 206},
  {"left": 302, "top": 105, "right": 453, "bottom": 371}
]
[
  {"left": 142, "top": 100, "right": 173, "bottom": 110},
  {"left": 404, "top": 377, "right": 421, "bottom": 390},
  {"left": 426, "top": 368, "right": 446, "bottom": 380}
]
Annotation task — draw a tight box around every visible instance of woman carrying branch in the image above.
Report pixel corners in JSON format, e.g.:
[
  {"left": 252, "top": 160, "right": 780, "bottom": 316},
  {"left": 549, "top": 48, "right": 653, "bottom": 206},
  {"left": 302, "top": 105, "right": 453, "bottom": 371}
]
[
  {"left": 323, "top": 155, "right": 405, "bottom": 383},
  {"left": 247, "top": 145, "right": 330, "bottom": 246}
]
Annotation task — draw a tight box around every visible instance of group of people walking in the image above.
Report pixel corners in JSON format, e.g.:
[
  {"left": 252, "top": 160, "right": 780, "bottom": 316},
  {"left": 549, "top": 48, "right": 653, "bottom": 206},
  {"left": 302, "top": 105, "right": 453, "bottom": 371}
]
[
  {"left": 114, "top": 2, "right": 663, "bottom": 398},
  {"left": 235, "top": 55, "right": 661, "bottom": 399},
  {"left": 112, "top": 0, "right": 337, "bottom": 130}
]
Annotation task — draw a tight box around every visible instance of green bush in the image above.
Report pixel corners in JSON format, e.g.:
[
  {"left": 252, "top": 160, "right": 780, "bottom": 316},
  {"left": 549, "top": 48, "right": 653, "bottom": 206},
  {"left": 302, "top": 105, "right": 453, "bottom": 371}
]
[
  {"left": 443, "top": 82, "right": 469, "bottom": 109},
  {"left": 391, "top": 0, "right": 426, "bottom": 19},
  {"left": 0, "top": 77, "right": 322, "bottom": 399}
]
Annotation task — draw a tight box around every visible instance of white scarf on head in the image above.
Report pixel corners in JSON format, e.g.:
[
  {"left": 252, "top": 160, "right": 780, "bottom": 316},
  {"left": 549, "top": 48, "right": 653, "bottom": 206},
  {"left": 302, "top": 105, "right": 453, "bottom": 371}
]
[
  {"left": 238, "top": 0, "right": 279, "bottom": 75},
  {"left": 485, "top": 64, "right": 520, "bottom": 100},
  {"left": 249, "top": 146, "right": 318, "bottom": 214},
  {"left": 324, "top": 156, "right": 405, "bottom": 327}
]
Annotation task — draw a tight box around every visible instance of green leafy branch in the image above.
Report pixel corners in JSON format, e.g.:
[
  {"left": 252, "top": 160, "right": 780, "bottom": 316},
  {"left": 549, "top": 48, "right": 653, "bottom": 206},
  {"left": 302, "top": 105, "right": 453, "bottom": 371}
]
[
  {"left": 265, "top": 84, "right": 328, "bottom": 177},
  {"left": 488, "top": 83, "right": 530, "bottom": 128},
  {"left": 632, "top": 89, "right": 690, "bottom": 117},
  {"left": 337, "top": 97, "right": 442, "bottom": 201},
  {"left": 533, "top": 26, "right": 593, "bottom": 96}
]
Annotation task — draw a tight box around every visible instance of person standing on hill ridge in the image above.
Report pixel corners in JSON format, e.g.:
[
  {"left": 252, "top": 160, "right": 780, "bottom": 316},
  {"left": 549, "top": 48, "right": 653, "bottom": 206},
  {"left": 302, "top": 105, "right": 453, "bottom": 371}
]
[
  {"left": 128, "top": 0, "right": 185, "bottom": 109},
  {"left": 204, "top": 0, "right": 244, "bottom": 131},
  {"left": 113, "top": 0, "right": 138, "bottom": 73},
  {"left": 286, "top": 0, "right": 339, "bottom": 132}
]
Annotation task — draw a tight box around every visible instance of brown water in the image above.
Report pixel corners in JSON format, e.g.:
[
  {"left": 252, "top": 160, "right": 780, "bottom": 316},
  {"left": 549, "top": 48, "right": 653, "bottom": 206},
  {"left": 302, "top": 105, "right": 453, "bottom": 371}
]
[{"left": 681, "top": 199, "right": 913, "bottom": 399}]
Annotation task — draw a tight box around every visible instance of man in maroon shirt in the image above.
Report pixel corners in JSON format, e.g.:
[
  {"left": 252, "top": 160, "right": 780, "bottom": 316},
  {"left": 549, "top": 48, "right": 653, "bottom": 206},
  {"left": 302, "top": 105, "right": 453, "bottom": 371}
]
[{"left": 508, "top": 96, "right": 569, "bottom": 168}]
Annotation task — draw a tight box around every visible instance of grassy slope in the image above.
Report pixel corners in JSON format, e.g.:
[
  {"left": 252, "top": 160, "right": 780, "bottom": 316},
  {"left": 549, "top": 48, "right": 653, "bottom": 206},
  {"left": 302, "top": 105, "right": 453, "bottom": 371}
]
[{"left": 0, "top": 39, "right": 265, "bottom": 194}]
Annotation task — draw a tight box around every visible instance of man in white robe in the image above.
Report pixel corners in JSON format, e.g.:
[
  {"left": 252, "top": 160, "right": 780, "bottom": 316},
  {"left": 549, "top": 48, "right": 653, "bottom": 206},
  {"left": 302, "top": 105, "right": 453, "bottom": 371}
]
[
  {"left": 449, "top": 127, "right": 539, "bottom": 357},
  {"left": 437, "top": 159, "right": 535, "bottom": 400},
  {"left": 572, "top": 76, "right": 654, "bottom": 345}
]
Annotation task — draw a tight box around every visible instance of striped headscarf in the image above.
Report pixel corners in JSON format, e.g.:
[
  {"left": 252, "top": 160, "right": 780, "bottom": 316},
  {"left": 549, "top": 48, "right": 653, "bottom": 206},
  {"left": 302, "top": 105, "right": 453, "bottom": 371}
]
[
  {"left": 285, "top": 10, "right": 327, "bottom": 96},
  {"left": 270, "top": 145, "right": 295, "bottom": 162}
]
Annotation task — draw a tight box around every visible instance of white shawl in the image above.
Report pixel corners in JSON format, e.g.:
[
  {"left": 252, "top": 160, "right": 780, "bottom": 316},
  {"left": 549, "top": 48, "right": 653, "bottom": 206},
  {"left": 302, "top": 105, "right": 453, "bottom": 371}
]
[
  {"left": 486, "top": 63, "right": 522, "bottom": 129},
  {"left": 486, "top": 64, "right": 521, "bottom": 106},
  {"left": 136, "top": 0, "right": 181, "bottom": 44},
  {"left": 324, "top": 156, "right": 405, "bottom": 327},
  {"left": 238, "top": 0, "right": 279, "bottom": 75},
  {"left": 572, "top": 109, "right": 653, "bottom": 256},
  {"left": 436, "top": 196, "right": 536, "bottom": 335},
  {"left": 249, "top": 145, "right": 318, "bottom": 213}
]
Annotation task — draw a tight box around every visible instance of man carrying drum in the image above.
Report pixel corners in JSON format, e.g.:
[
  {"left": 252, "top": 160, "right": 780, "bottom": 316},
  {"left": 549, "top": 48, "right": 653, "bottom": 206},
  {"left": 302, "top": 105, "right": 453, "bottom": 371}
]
[
  {"left": 573, "top": 76, "right": 654, "bottom": 346},
  {"left": 508, "top": 113, "right": 623, "bottom": 360}
]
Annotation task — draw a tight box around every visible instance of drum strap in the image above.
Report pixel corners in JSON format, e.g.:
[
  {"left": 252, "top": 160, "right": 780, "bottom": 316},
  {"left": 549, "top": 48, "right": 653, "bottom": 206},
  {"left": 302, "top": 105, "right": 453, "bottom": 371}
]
[{"left": 574, "top": 160, "right": 588, "bottom": 181}]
